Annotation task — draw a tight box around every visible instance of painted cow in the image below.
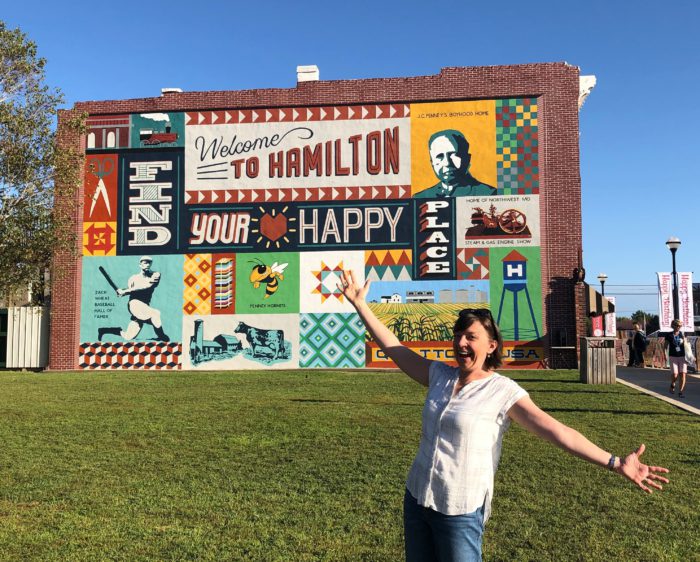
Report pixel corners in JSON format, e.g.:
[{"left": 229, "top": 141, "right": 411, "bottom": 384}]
[{"left": 234, "top": 321, "right": 285, "bottom": 359}]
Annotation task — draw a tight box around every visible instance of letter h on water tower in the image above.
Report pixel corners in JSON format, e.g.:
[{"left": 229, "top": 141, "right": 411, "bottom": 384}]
[{"left": 496, "top": 250, "right": 540, "bottom": 341}]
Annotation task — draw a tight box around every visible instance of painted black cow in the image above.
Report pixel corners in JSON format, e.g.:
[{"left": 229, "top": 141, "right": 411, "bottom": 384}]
[{"left": 234, "top": 321, "right": 285, "bottom": 360}]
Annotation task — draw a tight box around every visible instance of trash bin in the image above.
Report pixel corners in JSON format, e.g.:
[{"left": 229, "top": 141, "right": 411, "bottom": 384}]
[{"left": 579, "top": 337, "right": 616, "bottom": 384}]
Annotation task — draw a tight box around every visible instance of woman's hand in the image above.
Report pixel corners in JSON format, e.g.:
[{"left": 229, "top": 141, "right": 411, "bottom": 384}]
[
  {"left": 337, "top": 270, "right": 370, "bottom": 308},
  {"left": 336, "top": 269, "right": 431, "bottom": 385},
  {"left": 616, "top": 444, "right": 670, "bottom": 493}
]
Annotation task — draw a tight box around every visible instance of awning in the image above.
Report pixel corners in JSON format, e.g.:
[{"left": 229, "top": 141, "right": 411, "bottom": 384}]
[{"left": 586, "top": 283, "right": 615, "bottom": 315}]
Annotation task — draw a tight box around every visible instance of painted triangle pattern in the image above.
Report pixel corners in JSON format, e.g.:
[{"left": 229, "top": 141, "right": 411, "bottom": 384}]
[
  {"left": 299, "top": 313, "right": 365, "bottom": 368},
  {"left": 185, "top": 104, "right": 410, "bottom": 126},
  {"left": 366, "top": 266, "right": 413, "bottom": 282},
  {"left": 365, "top": 249, "right": 413, "bottom": 281},
  {"left": 184, "top": 185, "right": 411, "bottom": 205},
  {"left": 79, "top": 342, "right": 182, "bottom": 369}
]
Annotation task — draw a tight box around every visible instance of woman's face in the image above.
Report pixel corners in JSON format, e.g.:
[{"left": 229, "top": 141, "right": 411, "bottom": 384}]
[{"left": 453, "top": 320, "right": 498, "bottom": 373}]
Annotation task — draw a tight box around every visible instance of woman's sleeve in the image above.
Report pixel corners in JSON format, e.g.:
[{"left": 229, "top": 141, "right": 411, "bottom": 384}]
[
  {"left": 500, "top": 380, "right": 529, "bottom": 418},
  {"left": 427, "top": 361, "right": 441, "bottom": 386}
]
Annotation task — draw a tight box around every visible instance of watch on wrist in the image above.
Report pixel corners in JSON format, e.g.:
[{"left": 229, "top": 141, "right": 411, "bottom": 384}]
[{"left": 607, "top": 454, "right": 618, "bottom": 470}]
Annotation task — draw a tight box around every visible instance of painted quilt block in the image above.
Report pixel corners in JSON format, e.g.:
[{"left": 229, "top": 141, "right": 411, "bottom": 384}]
[
  {"left": 299, "top": 251, "right": 365, "bottom": 313},
  {"left": 496, "top": 98, "right": 539, "bottom": 195},
  {"left": 299, "top": 313, "right": 365, "bottom": 368},
  {"left": 456, "top": 248, "right": 490, "bottom": 280},
  {"left": 184, "top": 254, "right": 212, "bottom": 315}
]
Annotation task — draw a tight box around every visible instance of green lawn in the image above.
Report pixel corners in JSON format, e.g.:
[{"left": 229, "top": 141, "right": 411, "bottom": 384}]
[{"left": 0, "top": 369, "right": 697, "bottom": 561}]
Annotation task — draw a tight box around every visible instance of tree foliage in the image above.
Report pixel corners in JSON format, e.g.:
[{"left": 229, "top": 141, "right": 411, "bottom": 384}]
[
  {"left": 631, "top": 310, "right": 659, "bottom": 333},
  {"left": 0, "top": 21, "right": 83, "bottom": 304}
]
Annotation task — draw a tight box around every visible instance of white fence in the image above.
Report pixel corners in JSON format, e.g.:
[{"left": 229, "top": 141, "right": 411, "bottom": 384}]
[{"left": 1, "top": 307, "right": 49, "bottom": 369}]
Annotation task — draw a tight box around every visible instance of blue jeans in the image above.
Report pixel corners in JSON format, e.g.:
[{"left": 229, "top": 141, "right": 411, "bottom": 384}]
[{"left": 404, "top": 489, "right": 485, "bottom": 562}]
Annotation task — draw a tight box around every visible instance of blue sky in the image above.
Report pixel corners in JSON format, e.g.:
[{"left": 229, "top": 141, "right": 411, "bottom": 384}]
[{"left": 5, "top": 0, "right": 698, "bottom": 316}]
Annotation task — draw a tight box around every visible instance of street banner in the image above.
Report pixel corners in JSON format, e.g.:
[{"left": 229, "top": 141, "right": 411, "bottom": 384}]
[
  {"left": 657, "top": 272, "right": 672, "bottom": 331},
  {"left": 591, "top": 315, "right": 604, "bottom": 337},
  {"left": 679, "top": 272, "right": 694, "bottom": 331},
  {"left": 604, "top": 296, "right": 616, "bottom": 336},
  {"left": 657, "top": 272, "right": 693, "bottom": 331}
]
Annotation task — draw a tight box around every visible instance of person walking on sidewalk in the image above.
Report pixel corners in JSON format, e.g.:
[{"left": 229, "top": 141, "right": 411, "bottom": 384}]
[
  {"left": 631, "top": 322, "right": 648, "bottom": 367},
  {"left": 664, "top": 319, "right": 687, "bottom": 398}
]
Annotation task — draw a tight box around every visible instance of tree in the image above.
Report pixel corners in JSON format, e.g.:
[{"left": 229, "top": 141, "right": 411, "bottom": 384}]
[
  {"left": 0, "top": 21, "right": 83, "bottom": 304},
  {"left": 631, "top": 310, "right": 659, "bottom": 333}
]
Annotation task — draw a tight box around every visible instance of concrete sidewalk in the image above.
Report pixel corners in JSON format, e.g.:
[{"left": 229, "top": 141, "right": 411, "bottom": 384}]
[{"left": 616, "top": 365, "right": 700, "bottom": 415}]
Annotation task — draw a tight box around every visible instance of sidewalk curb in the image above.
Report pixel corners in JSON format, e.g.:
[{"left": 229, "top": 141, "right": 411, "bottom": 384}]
[{"left": 616, "top": 378, "right": 700, "bottom": 416}]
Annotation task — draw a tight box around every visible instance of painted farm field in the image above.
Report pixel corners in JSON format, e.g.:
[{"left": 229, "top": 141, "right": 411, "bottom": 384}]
[{"left": 368, "top": 302, "right": 490, "bottom": 341}]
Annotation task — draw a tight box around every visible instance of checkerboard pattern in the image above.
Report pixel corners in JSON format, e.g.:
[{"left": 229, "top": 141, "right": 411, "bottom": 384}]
[
  {"left": 79, "top": 342, "right": 182, "bottom": 369},
  {"left": 299, "top": 313, "right": 366, "bottom": 368},
  {"left": 496, "top": 98, "right": 539, "bottom": 195}
]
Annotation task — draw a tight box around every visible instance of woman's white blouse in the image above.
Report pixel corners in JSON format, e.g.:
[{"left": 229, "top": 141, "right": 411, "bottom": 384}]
[{"left": 406, "top": 361, "right": 528, "bottom": 521}]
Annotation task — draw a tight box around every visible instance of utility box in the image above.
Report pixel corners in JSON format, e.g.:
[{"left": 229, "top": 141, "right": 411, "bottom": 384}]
[{"left": 579, "top": 337, "right": 616, "bottom": 384}]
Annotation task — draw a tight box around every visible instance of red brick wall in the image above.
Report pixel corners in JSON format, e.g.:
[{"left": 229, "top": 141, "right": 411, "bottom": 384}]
[
  {"left": 51, "top": 63, "right": 583, "bottom": 370},
  {"left": 49, "top": 109, "right": 85, "bottom": 370}
]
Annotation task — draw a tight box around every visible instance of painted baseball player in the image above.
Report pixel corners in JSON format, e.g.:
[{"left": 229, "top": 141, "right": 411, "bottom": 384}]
[{"left": 98, "top": 256, "right": 170, "bottom": 342}]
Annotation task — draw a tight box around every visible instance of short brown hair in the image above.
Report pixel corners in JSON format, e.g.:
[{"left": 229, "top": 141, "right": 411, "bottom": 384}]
[{"left": 453, "top": 309, "right": 503, "bottom": 370}]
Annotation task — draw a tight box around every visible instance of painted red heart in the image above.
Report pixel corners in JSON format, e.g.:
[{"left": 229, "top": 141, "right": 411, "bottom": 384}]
[{"left": 259, "top": 213, "right": 288, "bottom": 242}]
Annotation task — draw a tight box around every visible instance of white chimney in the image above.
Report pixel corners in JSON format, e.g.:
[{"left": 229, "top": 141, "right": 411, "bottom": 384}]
[
  {"left": 161, "top": 87, "right": 183, "bottom": 95},
  {"left": 297, "top": 65, "right": 319, "bottom": 83}
]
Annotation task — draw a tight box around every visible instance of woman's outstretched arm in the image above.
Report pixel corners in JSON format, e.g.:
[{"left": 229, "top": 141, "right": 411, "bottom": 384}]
[
  {"left": 338, "top": 270, "right": 432, "bottom": 386},
  {"left": 508, "top": 396, "right": 670, "bottom": 493}
]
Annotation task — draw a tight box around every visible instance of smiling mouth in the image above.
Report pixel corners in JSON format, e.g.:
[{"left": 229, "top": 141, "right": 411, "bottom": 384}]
[{"left": 457, "top": 350, "right": 474, "bottom": 359}]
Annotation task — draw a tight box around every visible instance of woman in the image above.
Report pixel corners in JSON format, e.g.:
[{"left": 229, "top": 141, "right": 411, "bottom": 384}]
[
  {"left": 664, "top": 319, "right": 687, "bottom": 398},
  {"left": 338, "top": 270, "right": 670, "bottom": 562}
]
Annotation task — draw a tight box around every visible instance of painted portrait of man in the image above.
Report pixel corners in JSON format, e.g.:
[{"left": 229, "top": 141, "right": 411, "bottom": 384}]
[{"left": 414, "top": 129, "right": 497, "bottom": 198}]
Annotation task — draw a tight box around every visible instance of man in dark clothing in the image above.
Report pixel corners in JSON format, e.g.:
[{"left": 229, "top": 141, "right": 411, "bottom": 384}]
[
  {"left": 626, "top": 336, "right": 635, "bottom": 367},
  {"left": 631, "top": 322, "right": 647, "bottom": 367}
]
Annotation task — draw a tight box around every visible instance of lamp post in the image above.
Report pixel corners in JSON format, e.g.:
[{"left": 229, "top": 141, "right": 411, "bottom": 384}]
[
  {"left": 597, "top": 273, "right": 607, "bottom": 296},
  {"left": 666, "top": 237, "right": 681, "bottom": 323},
  {"left": 597, "top": 273, "right": 608, "bottom": 336}
]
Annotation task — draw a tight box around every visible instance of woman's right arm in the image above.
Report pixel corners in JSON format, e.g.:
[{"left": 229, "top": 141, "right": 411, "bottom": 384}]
[{"left": 339, "top": 270, "right": 432, "bottom": 386}]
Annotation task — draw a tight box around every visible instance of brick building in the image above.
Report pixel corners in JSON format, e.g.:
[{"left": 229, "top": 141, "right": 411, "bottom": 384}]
[{"left": 50, "top": 63, "right": 588, "bottom": 371}]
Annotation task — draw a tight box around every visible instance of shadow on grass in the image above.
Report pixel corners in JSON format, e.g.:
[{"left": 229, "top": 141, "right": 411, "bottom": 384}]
[
  {"left": 289, "top": 398, "right": 419, "bottom": 407},
  {"left": 529, "top": 389, "right": 624, "bottom": 395},
  {"left": 678, "top": 454, "right": 700, "bottom": 465},
  {"left": 544, "top": 407, "right": 690, "bottom": 417},
  {"left": 510, "top": 377, "right": 582, "bottom": 384}
]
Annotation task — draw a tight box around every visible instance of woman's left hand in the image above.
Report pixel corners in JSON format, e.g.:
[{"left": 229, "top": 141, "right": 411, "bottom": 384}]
[{"left": 617, "top": 444, "right": 670, "bottom": 493}]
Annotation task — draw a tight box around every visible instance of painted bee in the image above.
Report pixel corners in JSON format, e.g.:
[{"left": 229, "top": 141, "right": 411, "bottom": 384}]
[{"left": 249, "top": 261, "right": 288, "bottom": 299}]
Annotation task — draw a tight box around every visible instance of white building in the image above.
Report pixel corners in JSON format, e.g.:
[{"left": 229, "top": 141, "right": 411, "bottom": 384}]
[{"left": 406, "top": 290, "right": 434, "bottom": 304}]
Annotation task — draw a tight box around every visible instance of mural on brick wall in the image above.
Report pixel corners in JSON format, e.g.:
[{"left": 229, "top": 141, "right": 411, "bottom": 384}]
[{"left": 80, "top": 98, "right": 543, "bottom": 369}]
